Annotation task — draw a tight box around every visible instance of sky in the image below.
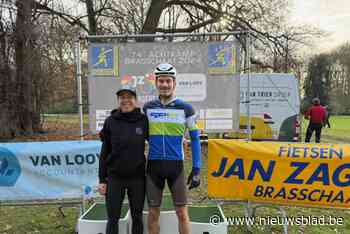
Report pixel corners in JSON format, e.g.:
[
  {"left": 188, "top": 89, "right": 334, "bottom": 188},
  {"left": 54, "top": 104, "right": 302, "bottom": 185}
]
[{"left": 291, "top": 0, "right": 350, "bottom": 52}]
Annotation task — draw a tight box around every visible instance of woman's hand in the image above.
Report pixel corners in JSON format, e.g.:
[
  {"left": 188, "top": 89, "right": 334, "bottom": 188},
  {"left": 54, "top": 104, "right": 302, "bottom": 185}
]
[{"left": 98, "top": 183, "right": 107, "bottom": 195}]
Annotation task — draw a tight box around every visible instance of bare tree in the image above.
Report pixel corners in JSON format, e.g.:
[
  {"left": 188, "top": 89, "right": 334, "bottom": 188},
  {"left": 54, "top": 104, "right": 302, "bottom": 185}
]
[
  {"left": 0, "top": 0, "right": 324, "bottom": 138},
  {"left": 0, "top": 0, "right": 16, "bottom": 138},
  {"left": 14, "top": 0, "right": 44, "bottom": 135}
]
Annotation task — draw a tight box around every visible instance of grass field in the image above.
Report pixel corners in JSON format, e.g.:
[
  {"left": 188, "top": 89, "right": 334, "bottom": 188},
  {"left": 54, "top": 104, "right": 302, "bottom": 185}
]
[
  {"left": 1, "top": 115, "right": 350, "bottom": 234},
  {"left": 301, "top": 115, "right": 350, "bottom": 144}
]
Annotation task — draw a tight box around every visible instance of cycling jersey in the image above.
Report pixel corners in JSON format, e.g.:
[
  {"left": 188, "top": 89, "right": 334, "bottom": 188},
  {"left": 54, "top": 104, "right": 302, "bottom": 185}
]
[{"left": 143, "top": 97, "right": 201, "bottom": 170}]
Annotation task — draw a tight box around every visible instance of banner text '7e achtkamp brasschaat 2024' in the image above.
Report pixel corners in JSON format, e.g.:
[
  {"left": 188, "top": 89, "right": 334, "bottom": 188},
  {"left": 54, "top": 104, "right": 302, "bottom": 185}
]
[{"left": 208, "top": 140, "right": 350, "bottom": 208}]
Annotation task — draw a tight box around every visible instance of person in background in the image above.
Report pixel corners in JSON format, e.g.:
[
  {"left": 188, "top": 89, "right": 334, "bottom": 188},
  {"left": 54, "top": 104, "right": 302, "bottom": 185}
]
[
  {"left": 324, "top": 105, "right": 331, "bottom": 128},
  {"left": 304, "top": 97, "right": 326, "bottom": 143},
  {"left": 98, "top": 88, "right": 148, "bottom": 234}
]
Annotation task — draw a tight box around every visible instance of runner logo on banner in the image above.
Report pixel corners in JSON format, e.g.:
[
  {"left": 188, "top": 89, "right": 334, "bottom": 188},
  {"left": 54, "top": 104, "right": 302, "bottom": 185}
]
[
  {"left": 208, "top": 43, "right": 236, "bottom": 74},
  {"left": 208, "top": 139, "right": 350, "bottom": 209},
  {"left": 90, "top": 45, "right": 119, "bottom": 76}
]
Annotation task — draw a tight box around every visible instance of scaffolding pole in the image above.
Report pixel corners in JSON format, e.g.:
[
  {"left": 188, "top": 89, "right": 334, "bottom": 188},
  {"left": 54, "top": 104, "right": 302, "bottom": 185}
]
[{"left": 74, "top": 37, "right": 84, "bottom": 140}]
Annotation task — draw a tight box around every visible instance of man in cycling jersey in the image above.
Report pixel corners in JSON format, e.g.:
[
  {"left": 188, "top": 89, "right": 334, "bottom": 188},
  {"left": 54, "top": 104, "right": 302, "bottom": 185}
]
[{"left": 143, "top": 63, "right": 201, "bottom": 234}]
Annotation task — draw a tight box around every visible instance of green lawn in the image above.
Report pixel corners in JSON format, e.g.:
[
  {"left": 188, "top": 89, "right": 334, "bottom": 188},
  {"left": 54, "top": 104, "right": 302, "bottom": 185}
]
[
  {"left": 42, "top": 113, "right": 89, "bottom": 125},
  {"left": 301, "top": 115, "right": 350, "bottom": 143},
  {"left": 1, "top": 115, "right": 350, "bottom": 234},
  {"left": 0, "top": 204, "right": 79, "bottom": 234}
]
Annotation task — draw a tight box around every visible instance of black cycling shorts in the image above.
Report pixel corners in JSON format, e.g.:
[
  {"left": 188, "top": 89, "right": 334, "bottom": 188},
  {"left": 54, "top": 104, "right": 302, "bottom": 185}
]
[{"left": 146, "top": 160, "right": 187, "bottom": 207}]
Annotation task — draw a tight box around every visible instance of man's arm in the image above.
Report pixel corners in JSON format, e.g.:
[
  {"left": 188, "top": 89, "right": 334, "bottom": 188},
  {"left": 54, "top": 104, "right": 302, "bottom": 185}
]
[
  {"left": 185, "top": 107, "right": 202, "bottom": 189},
  {"left": 186, "top": 112, "right": 201, "bottom": 169}
]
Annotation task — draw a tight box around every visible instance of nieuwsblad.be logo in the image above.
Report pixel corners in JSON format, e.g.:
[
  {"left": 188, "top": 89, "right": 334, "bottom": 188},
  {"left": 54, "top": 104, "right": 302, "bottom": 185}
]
[{"left": 0, "top": 147, "right": 21, "bottom": 187}]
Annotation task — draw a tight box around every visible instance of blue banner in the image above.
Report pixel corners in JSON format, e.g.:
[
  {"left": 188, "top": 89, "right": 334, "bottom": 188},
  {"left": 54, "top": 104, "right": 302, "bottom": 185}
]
[{"left": 0, "top": 141, "right": 101, "bottom": 201}]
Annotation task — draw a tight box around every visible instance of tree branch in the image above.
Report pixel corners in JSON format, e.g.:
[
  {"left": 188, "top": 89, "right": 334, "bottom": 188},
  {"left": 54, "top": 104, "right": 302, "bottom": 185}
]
[
  {"left": 33, "top": 1, "right": 89, "bottom": 32},
  {"left": 165, "top": 0, "right": 220, "bottom": 17},
  {"left": 156, "top": 17, "right": 219, "bottom": 33}
]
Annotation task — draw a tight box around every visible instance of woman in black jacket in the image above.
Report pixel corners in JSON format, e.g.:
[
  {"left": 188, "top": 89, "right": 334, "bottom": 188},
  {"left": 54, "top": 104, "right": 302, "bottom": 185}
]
[{"left": 98, "top": 88, "right": 148, "bottom": 234}]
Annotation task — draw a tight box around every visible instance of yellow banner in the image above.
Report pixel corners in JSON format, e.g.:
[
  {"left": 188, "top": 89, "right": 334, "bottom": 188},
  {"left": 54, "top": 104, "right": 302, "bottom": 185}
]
[{"left": 208, "top": 139, "right": 350, "bottom": 208}]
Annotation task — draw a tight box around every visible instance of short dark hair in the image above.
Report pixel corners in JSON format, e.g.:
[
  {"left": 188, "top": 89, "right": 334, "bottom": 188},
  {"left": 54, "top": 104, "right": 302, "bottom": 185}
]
[{"left": 312, "top": 97, "right": 320, "bottom": 104}]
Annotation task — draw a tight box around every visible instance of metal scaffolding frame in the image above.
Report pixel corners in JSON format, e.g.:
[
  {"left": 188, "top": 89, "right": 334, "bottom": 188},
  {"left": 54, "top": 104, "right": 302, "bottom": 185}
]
[{"left": 74, "top": 31, "right": 252, "bottom": 140}]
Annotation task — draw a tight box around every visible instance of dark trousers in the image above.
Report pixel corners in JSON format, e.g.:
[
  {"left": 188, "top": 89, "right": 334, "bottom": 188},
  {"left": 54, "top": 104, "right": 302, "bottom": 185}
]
[
  {"left": 305, "top": 123, "right": 323, "bottom": 143},
  {"left": 105, "top": 176, "right": 145, "bottom": 234}
]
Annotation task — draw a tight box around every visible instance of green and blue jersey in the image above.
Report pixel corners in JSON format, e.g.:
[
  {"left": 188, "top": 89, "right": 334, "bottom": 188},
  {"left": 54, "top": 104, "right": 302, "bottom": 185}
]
[{"left": 143, "top": 97, "right": 201, "bottom": 172}]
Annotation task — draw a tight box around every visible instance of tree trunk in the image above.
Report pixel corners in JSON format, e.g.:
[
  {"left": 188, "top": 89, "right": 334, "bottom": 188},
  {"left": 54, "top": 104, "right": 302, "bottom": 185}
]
[
  {"left": 31, "top": 45, "right": 43, "bottom": 132},
  {"left": 85, "top": 0, "right": 98, "bottom": 35},
  {"left": 0, "top": 29, "right": 16, "bottom": 139},
  {"left": 140, "top": 0, "right": 167, "bottom": 41},
  {"left": 14, "top": 0, "right": 36, "bottom": 135}
]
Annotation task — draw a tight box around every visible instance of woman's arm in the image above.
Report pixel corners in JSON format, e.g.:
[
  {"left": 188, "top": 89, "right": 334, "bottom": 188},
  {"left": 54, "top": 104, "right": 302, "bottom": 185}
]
[
  {"left": 145, "top": 116, "right": 149, "bottom": 142},
  {"left": 98, "top": 119, "right": 111, "bottom": 184}
]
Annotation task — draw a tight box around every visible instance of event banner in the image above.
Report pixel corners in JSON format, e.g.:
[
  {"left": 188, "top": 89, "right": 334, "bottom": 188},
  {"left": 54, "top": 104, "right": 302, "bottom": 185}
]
[
  {"left": 88, "top": 42, "right": 240, "bottom": 133},
  {"left": 208, "top": 139, "right": 350, "bottom": 208},
  {"left": 0, "top": 141, "right": 101, "bottom": 201}
]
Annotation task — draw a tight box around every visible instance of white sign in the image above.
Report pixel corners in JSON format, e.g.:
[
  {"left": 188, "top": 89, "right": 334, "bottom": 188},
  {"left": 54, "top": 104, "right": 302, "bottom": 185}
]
[
  {"left": 96, "top": 110, "right": 111, "bottom": 131},
  {"left": 199, "top": 109, "right": 206, "bottom": 119},
  {"left": 175, "top": 74, "right": 207, "bottom": 102},
  {"left": 206, "top": 119, "right": 233, "bottom": 130},
  {"left": 206, "top": 109, "right": 233, "bottom": 119}
]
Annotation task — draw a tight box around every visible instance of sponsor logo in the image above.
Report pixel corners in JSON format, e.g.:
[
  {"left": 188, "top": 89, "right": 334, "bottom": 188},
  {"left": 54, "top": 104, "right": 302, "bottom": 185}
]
[
  {"left": 0, "top": 147, "right": 21, "bottom": 187},
  {"left": 136, "top": 127, "right": 143, "bottom": 135},
  {"left": 150, "top": 112, "right": 178, "bottom": 119},
  {"left": 90, "top": 45, "right": 119, "bottom": 76}
]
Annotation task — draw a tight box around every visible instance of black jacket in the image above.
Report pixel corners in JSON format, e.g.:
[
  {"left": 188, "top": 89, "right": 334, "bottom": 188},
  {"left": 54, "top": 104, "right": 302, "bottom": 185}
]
[{"left": 98, "top": 108, "right": 148, "bottom": 183}]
